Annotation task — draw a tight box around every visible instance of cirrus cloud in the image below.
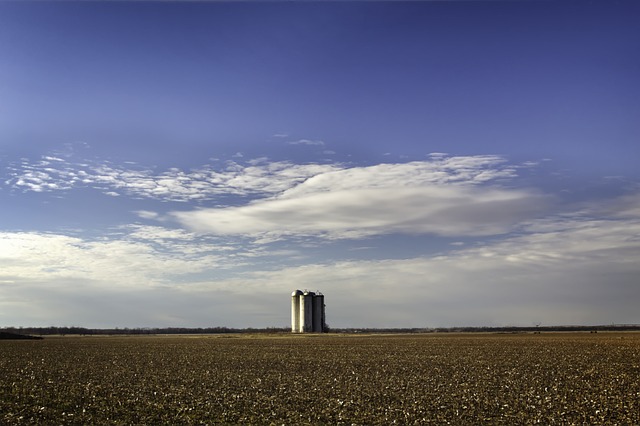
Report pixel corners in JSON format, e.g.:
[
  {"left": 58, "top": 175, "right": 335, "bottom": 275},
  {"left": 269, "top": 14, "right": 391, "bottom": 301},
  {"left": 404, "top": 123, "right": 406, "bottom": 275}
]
[
  {"left": 5, "top": 156, "right": 341, "bottom": 202},
  {"left": 172, "top": 186, "right": 548, "bottom": 240},
  {"left": 170, "top": 156, "right": 548, "bottom": 240}
]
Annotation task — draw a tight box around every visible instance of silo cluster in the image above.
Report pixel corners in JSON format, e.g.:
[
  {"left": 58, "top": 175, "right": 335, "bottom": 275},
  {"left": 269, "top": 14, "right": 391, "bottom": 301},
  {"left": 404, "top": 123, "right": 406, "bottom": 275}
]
[{"left": 291, "top": 290, "right": 326, "bottom": 333}]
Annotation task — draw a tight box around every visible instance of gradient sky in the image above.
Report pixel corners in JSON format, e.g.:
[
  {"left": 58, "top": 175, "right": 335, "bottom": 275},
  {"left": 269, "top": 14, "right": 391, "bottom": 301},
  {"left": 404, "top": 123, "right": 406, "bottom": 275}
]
[{"left": 1, "top": 0, "right": 639, "bottom": 329}]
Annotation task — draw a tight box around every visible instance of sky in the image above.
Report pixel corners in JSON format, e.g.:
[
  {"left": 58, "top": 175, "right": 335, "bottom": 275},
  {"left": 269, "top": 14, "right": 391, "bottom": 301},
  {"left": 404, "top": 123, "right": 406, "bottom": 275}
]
[{"left": 1, "top": 0, "right": 639, "bottom": 329}]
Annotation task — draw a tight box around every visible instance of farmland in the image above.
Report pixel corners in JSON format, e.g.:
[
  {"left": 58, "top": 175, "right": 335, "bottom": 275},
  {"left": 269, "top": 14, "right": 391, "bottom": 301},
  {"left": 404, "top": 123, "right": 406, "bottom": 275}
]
[{"left": 1, "top": 333, "right": 639, "bottom": 424}]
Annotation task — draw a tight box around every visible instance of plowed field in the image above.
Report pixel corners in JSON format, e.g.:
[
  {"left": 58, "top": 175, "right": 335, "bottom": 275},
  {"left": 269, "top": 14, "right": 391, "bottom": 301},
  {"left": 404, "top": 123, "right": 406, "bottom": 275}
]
[{"left": 1, "top": 333, "right": 639, "bottom": 424}]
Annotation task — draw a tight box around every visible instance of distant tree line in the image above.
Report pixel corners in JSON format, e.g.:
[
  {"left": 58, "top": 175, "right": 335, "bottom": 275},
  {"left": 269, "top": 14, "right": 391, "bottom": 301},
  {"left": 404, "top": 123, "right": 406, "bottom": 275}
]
[
  {"left": 331, "top": 325, "right": 640, "bottom": 334},
  {"left": 3, "top": 324, "right": 640, "bottom": 337},
  {"left": 0, "top": 326, "right": 289, "bottom": 336}
]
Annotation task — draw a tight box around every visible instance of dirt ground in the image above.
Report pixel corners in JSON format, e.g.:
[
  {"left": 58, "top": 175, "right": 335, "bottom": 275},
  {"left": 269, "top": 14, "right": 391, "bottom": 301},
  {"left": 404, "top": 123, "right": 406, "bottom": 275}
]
[{"left": 1, "top": 332, "right": 639, "bottom": 424}]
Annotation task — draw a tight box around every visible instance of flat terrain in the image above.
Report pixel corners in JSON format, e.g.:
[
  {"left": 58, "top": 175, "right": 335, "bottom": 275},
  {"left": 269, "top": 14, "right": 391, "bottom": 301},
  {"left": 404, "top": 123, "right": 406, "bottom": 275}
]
[{"left": 1, "top": 333, "right": 639, "bottom": 424}]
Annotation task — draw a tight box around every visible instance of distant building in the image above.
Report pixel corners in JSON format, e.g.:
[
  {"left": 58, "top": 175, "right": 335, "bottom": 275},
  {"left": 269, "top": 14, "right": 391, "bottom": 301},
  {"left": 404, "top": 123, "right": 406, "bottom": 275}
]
[{"left": 291, "top": 290, "right": 326, "bottom": 333}]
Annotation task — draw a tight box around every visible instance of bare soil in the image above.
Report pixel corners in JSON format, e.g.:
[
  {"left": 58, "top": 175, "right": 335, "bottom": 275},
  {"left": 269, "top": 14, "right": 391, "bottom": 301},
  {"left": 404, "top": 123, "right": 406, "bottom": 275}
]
[{"left": 1, "top": 333, "right": 639, "bottom": 424}]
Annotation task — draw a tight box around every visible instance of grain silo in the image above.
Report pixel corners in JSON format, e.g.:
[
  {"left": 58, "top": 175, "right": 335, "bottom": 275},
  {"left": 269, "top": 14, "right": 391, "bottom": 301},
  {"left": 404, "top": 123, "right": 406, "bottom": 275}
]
[
  {"left": 301, "top": 291, "right": 315, "bottom": 333},
  {"left": 291, "top": 289, "right": 326, "bottom": 333},
  {"left": 312, "top": 292, "right": 325, "bottom": 332},
  {"left": 291, "top": 290, "right": 303, "bottom": 333}
]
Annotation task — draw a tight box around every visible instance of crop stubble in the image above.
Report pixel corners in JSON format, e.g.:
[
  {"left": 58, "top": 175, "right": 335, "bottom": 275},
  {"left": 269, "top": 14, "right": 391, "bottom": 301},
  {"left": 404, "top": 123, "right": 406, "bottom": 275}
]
[{"left": 1, "top": 333, "right": 639, "bottom": 424}]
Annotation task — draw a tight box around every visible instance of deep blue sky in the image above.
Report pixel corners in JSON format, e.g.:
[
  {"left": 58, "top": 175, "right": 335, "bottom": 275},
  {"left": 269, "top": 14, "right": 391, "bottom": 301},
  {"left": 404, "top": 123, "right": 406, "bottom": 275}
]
[
  {"left": 1, "top": 1, "right": 639, "bottom": 328},
  {"left": 3, "top": 1, "right": 638, "bottom": 168}
]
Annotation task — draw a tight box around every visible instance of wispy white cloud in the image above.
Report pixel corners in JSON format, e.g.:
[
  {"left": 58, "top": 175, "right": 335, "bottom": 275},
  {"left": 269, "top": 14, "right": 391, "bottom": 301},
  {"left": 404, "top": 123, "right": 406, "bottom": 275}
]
[
  {"left": 0, "top": 225, "right": 260, "bottom": 293},
  {"left": 288, "top": 139, "right": 325, "bottom": 146},
  {"left": 170, "top": 156, "right": 540, "bottom": 240},
  {"left": 173, "top": 185, "right": 547, "bottom": 240},
  {"left": 136, "top": 210, "right": 160, "bottom": 220},
  {"left": 6, "top": 154, "right": 517, "bottom": 206},
  {"left": 0, "top": 231, "right": 198, "bottom": 287},
  {"left": 428, "top": 152, "right": 449, "bottom": 158},
  {"left": 5, "top": 157, "right": 340, "bottom": 202},
  {"left": 2, "top": 154, "right": 559, "bottom": 245}
]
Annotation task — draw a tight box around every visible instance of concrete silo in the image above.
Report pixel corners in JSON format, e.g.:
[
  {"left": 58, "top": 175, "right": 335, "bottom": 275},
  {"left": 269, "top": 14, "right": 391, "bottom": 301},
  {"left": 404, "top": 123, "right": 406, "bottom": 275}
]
[
  {"left": 291, "top": 290, "right": 303, "bottom": 333},
  {"left": 301, "top": 291, "right": 315, "bottom": 333},
  {"left": 291, "top": 289, "right": 326, "bottom": 333},
  {"left": 312, "top": 292, "right": 325, "bottom": 332}
]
